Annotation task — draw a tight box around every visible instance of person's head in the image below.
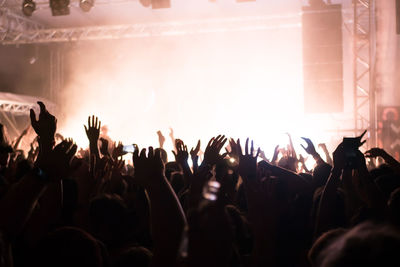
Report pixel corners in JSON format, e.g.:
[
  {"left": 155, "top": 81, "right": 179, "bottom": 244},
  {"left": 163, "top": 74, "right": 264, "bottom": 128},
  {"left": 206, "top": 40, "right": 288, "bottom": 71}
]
[
  {"left": 312, "top": 163, "right": 332, "bottom": 189},
  {"left": 114, "top": 246, "right": 152, "bottom": 267},
  {"left": 89, "top": 194, "right": 130, "bottom": 244},
  {"left": 155, "top": 148, "right": 167, "bottom": 164},
  {"left": 278, "top": 156, "right": 297, "bottom": 172},
  {"left": 170, "top": 171, "right": 184, "bottom": 195},
  {"left": 15, "top": 159, "right": 33, "bottom": 182},
  {"left": 34, "top": 227, "right": 104, "bottom": 267},
  {"left": 317, "top": 222, "right": 400, "bottom": 267},
  {"left": 375, "top": 174, "right": 400, "bottom": 200},
  {"left": 308, "top": 228, "right": 347, "bottom": 266},
  {"left": 165, "top": 161, "right": 180, "bottom": 181},
  {"left": 370, "top": 163, "right": 393, "bottom": 179}
]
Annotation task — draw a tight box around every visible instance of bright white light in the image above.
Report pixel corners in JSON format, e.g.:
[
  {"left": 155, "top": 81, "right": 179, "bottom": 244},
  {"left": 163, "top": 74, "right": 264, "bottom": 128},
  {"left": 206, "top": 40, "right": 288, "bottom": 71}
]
[{"left": 58, "top": 20, "right": 336, "bottom": 163}]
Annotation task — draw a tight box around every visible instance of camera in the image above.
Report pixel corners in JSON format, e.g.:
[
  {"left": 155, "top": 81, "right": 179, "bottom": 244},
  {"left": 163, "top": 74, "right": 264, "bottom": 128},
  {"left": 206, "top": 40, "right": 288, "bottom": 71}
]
[{"left": 342, "top": 137, "right": 359, "bottom": 169}]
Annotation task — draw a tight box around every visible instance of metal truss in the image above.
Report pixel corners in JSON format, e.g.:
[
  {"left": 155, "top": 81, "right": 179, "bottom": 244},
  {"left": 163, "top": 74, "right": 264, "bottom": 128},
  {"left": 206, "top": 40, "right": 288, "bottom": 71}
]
[
  {"left": 1, "top": 0, "right": 135, "bottom": 10},
  {"left": 0, "top": 8, "right": 44, "bottom": 42},
  {"left": 0, "top": 100, "right": 36, "bottom": 135},
  {"left": 353, "top": 0, "right": 376, "bottom": 146},
  {"left": 0, "top": 101, "right": 35, "bottom": 116},
  {"left": 0, "top": 14, "right": 300, "bottom": 45}
]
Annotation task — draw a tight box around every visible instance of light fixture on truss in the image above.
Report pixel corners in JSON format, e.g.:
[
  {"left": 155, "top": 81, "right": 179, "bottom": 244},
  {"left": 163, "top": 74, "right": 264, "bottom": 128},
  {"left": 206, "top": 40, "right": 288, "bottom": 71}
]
[
  {"left": 80, "top": 0, "right": 95, "bottom": 12},
  {"left": 50, "top": 0, "right": 70, "bottom": 16},
  {"left": 22, "top": 0, "right": 36, "bottom": 16}
]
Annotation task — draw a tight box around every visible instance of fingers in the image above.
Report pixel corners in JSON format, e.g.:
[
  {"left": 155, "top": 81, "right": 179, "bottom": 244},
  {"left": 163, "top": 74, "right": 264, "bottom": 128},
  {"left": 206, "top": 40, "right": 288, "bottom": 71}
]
[
  {"left": 154, "top": 148, "right": 162, "bottom": 162},
  {"left": 29, "top": 109, "right": 37, "bottom": 125},
  {"left": 94, "top": 116, "right": 98, "bottom": 129},
  {"left": 301, "top": 144, "right": 306, "bottom": 151},
  {"left": 67, "top": 143, "right": 78, "bottom": 160},
  {"left": 358, "top": 130, "right": 367, "bottom": 140},
  {"left": 148, "top": 146, "right": 154, "bottom": 158},
  {"left": 237, "top": 139, "right": 242, "bottom": 156},
  {"left": 133, "top": 145, "right": 139, "bottom": 159},
  {"left": 206, "top": 137, "right": 215, "bottom": 150},
  {"left": 359, "top": 140, "right": 366, "bottom": 147},
  {"left": 140, "top": 148, "right": 146, "bottom": 158},
  {"left": 87, "top": 115, "right": 101, "bottom": 130},
  {"left": 195, "top": 140, "right": 201, "bottom": 151},
  {"left": 245, "top": 138, "right": 249, "bottom": 155},
  {"left": 37, "top": 101, "right": 46, "bottom": 114}
]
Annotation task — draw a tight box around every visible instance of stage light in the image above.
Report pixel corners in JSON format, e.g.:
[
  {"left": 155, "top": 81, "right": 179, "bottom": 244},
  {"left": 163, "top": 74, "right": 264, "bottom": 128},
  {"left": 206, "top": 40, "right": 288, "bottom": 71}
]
[
  {"left": 50, "top": 0, "right": 70, "bottom": 16},
  {"left": 151, "top": 0, "right": 170, "bottom": 9},
  {"left": 22, "top": 0, "right": 36, "bottom": 17},
  {"left": 236, "top": 0, "right": 256, "bottom": 2},
  {"left": 79, "top": 0, "right": 94, "bottom": 12}
]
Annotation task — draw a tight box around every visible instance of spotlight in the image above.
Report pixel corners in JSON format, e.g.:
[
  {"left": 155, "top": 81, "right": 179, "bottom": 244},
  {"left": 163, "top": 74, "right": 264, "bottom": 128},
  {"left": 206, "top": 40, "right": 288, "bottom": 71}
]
[
  {"left": 49, "top": 0, "right": 70, "bottom": 16},
  {"left": 236, "top": 0, "right": 256, "bottom": 2},
  {"left": 80, "top": 0, "right": 94, "bottom": 12},
  {"left": 22, "top": 0, "right": 36, "bottom": 17}
]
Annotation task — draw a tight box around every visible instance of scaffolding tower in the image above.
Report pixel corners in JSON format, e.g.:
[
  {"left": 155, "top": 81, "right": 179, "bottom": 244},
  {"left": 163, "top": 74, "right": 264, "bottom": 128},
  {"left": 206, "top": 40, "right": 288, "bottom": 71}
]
[{"left": 353, "top": 0, "right": 376, "bottom": 146}]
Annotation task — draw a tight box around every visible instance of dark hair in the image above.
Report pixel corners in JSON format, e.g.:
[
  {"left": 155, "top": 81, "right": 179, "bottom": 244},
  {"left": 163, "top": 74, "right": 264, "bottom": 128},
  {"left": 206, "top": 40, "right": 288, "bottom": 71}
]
[
  {"left": 34, "top": 227, "right": 104, "bottom": 267},
  {"left": 89, "top": 194, "right": 130, "bottom": 245},
  {"left": 317, "top": 222, "right": 400, "bottom": 267},
  {"left": 308, "top": 228, "right": 347, "bottom": 266},
  {"left": 114, "top": 246, "right": 152, "bottom": 267}
]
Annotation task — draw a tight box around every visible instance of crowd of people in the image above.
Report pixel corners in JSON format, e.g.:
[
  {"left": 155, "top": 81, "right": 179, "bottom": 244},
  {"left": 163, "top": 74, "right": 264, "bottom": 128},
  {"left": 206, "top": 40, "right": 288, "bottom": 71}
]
[{"left": 0, "top": 101, "right": 399, "bottom": 267}]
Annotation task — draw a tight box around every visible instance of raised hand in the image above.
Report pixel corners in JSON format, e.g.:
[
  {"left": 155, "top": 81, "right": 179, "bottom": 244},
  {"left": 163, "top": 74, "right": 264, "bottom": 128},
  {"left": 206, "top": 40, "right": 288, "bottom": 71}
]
[
  {"left": 319, "top": 143, "right": 333, "bottom": 165},
  {"left": 258, "top": 149, "right": 269, "bottom": 162},
  {"left": 190, "top": 140, "right": 201, "bottom": 161},
  {"left": 271, "top": 145, "right": 280, "bottom": 164},
  {"left": 157, "top": 130, "right": 166, "bottom": 148},
  {"left": 30, "top": 101, "right": 57, "bottom": 142},
  {"left": 36, "top": 139, "right": 77, "bottom": 181},
  {"left": 365, "top": 147, "right": 400, "bottom": 174},
  {"left": 365, "top": 147, "right": 387, "bottom": 158},
  {"left": 169, "top": 127, "right": 176, "bottom": 150},
  {"left": 286, "top": 132, "right": 297, "bottom": 158},
  {"left": 173, "top": 139, "right": 189, "bottom": 165},
  {"left": 331, "top": 142, "right": 346, "bottom": 172},
  {"left": 356, "top": 129, "right": 367, "bottom": 147},
  {"left": 112, "top": 141, "right": 126, "bottom": 159},
  {"left": 203, "top": 135, "right": 227, "bottom": 166},
  {"left": 84, "top": 115, "right": 101, "bottom": 143},
  {"left": 225, "top": 138, "right": 239, "bottom": 161},
  {"left": 99, "top": 137, "right": 110, "bottom": 157},
  {"left": 300, "top": 137, "right": 317, "bottom": 156},
  {"left": 236, "top": 138, "right": 260, "bottom": 182},
  {"left": 133, "top": 146, "right": 164, "bottom": 187}
]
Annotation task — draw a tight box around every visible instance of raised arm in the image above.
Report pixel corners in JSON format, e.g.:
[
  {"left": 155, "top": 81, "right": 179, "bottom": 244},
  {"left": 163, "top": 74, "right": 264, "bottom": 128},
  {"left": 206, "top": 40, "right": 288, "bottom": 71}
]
[
  {"left": 133, "top": 146, "right": 186, "bottom": 267},
  {"left": 190, "top": 140, "right": 200, "bottom": 173},
  {"left": 314, "top": 143, "right": 344, "bottom": 238},
  {"left": 365, "top": 147, "right": 400, "bottom": 174},
  {"left": 12, "top": 126, "right": 29, "bottom": 151},
  {"left": 301, "top": 137, "right": 325, "bottom": 165},
  {"left": 84, "top": 115, "right": 101, "bottom": 162},
  {"left": 172, "top": 139, "right": 193, "bottom": 188}
]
